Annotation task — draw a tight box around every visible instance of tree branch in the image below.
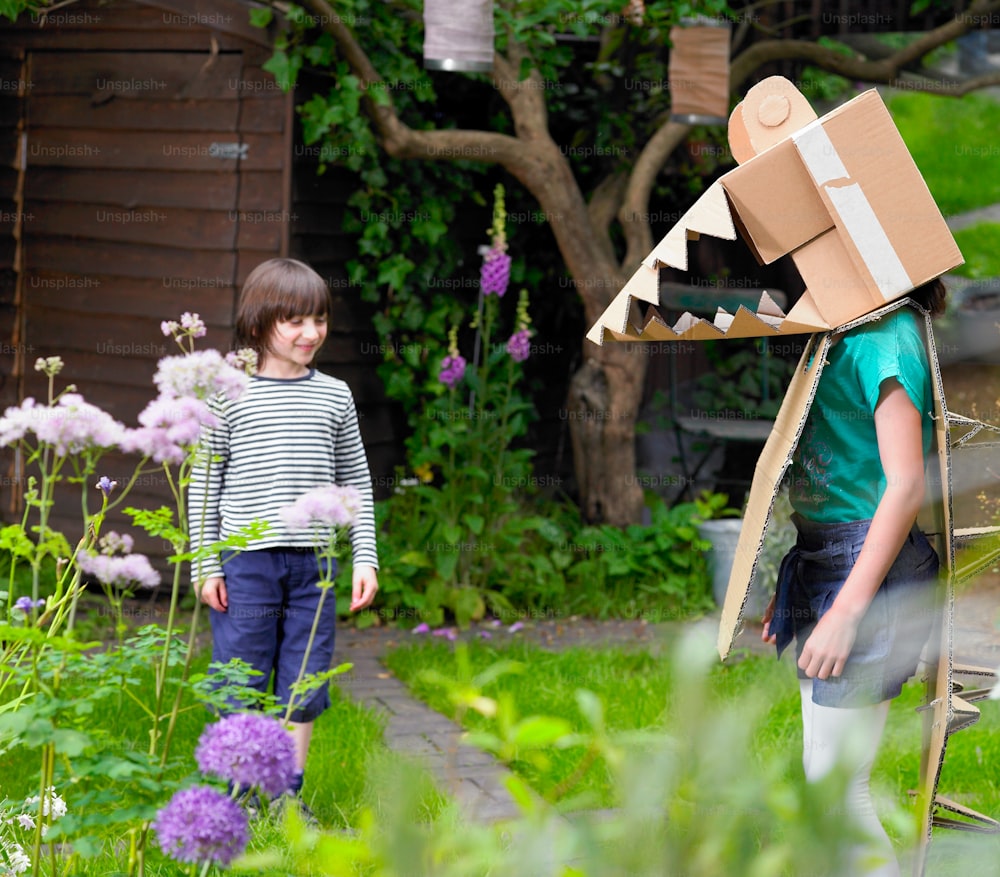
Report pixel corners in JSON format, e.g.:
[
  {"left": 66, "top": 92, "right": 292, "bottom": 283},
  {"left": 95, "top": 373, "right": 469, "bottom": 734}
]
[
  {"left": 619, "top": 0, "right": 1000, "bottom": 278},
  {"left": 619, "top": 120, "right": 689, "bottom": 270},
  {"left": 295, "top": 0, "right": 536, "bottom": 171}
]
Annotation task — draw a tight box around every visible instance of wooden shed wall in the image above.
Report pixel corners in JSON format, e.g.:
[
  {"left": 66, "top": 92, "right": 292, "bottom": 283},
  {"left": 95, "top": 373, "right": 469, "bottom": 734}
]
[{"left": 0, "top": 0, "right": 295, "bottom": 558}]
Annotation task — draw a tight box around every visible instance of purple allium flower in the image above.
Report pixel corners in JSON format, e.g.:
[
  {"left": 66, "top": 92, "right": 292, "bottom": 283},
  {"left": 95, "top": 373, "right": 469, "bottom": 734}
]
[
  {"left": 195, "top": 713, "right": 297, "bottom": 798},
  {"left": 95, "top": 476, "right": 118, "bottom": 498},
  {"left": 122, "top": 396, "right": 217, "bottom": 465},
  {"left": 153, "top": 350, "right": 248, "bottom": 402},
  {"left": 438, "top": 354, "right": 466, "bottom": 388},
  {"left": 76, "top": 550, "right": 160, "bottom": 590},
  {"left": 0, "top": 395, "right": 127, "bottom": 455},
  {"left": 506, "top": 329, "right": 531, "bottom": 363},
  {"left": 480, "top": 248, "right": 511, "bottom": 297},
  {"left": 154, "top": 785, "right": 248, "bottom": 867},
  {"left": 279, "top": 484, "right": 361, "bottom": 532}
]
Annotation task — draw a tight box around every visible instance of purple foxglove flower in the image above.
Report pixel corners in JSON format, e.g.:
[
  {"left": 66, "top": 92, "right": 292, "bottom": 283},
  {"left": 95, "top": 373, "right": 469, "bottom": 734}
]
[
  {"left": 154, "top": 785, "right": 248, "bottom": 866},
  {"left": 279, "top": 484, "right": 361, "bottom": 532},
  {"left": 506, "top": 329, "right": 531, "bottom": 363},
  {"left": 195, "top": 713, "right": 297, "bottom": 798},
  {"left": 438, "top": 354, "right": 466, "bottom": 388},
  {"left": 480, "top": 248, "right": 511, "bottom": 297},
  {"left": 76, "top": 550, "right": 160, "bottom": 589},
  {"left": 95, "top": 476, "right": 118, "bottom": 498}
]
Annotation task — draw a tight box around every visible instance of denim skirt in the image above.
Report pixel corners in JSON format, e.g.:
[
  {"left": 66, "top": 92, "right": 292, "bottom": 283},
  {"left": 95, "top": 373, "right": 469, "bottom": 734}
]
[{"left": 770, "top": 514, "right": 939, "bottom": 707}]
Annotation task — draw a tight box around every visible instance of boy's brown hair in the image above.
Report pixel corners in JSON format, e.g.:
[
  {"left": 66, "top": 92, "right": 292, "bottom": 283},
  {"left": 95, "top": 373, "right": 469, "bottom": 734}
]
[{"left": 235, "top": 258, "right": 331, "bottom": 361}]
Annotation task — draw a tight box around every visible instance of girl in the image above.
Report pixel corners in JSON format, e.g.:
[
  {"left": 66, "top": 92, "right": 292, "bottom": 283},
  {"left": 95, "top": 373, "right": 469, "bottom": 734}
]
[
  {"left": 189, "top": 258, "right": 379, "bottom": 806},
  {"left": 762, "top": 280, "right": 946, "bottom": 876}
]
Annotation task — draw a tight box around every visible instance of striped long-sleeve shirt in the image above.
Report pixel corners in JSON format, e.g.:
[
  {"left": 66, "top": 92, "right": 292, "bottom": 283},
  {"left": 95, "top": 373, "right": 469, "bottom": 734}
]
[{"left": 188, "top": 369, "right": 378, "bottom": 580}]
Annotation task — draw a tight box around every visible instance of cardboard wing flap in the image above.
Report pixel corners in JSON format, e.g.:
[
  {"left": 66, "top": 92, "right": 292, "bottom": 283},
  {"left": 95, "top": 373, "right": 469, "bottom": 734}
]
[{"left": 717, "top": 332, "right": 831, "bottom": 659}]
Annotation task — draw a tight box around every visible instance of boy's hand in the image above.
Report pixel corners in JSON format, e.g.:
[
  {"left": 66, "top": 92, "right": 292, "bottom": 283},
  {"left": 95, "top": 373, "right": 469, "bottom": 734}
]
[
  {"left": 351, "top": 564, "right": 379, "bottom": 612},
  {"left": 199, "top": 576, "right": 228, "bottom": 612}
]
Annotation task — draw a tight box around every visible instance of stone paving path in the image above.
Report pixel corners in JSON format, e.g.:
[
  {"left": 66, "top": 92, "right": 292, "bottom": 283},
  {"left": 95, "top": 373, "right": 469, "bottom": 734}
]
[{"left": 335, "top": 575, "right": 1000, "bottom": 822}]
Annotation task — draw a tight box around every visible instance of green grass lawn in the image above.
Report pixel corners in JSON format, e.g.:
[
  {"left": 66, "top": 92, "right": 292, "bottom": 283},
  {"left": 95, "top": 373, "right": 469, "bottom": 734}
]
[
  {"left": 385, "top": 635, "right": 1000, "bottom": 870},
  {"left": 890, "top": 91, "right": 1000, "bottom": 218},
  {"left": 951, "top": 222, "right": 1000, "bottom": 279}
]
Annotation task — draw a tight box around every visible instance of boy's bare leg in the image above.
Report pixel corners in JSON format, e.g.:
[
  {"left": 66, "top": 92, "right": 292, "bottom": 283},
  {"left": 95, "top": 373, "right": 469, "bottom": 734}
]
[{"left": 288, "top": 719, "right": 313, "bottom": 793}]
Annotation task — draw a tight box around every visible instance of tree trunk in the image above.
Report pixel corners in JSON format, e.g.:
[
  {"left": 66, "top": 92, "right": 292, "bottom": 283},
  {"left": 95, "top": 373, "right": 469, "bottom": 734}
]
[{"left": 566, "top": 340, "right": 647, "bottom": 525}]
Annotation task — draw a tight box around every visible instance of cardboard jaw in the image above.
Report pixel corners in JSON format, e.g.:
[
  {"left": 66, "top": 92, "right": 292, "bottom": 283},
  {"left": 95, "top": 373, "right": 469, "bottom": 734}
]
[{"left": 586, "top": 83, "right": 964, "bottom": 347}]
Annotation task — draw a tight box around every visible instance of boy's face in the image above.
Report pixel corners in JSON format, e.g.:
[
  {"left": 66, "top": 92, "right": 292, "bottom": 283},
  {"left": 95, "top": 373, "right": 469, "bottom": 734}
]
[{"left": 262, "top": 313, "right": 328, "bottom": 375}]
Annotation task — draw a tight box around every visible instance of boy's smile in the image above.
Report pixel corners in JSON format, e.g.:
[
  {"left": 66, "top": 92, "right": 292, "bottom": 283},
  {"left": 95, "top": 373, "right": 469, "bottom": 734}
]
[{"left": 259, "top": 314, "right": 328, "bottom": 378}]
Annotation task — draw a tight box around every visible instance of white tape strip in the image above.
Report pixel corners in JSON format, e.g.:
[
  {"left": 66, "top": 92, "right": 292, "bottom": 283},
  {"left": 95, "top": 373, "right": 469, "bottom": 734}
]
[
  {"left": 826, "top": 183, "right": 911, "bottom": 299},
  {"left": 792, "top": 122, "right": 848, "bottom": 185},
  {"left": 793, "top": 123, "right": 912, "bottom": 299}
]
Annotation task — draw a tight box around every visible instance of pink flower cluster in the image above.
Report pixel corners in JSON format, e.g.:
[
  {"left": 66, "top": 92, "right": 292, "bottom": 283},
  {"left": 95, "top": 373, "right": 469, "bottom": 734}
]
[
  {"left": 0, "top": 395, "right": 127, "bottom": 455},
  {"left": 123, "top": 396, "right": 218, "bottom": 465},
  {"left": 154, "top": 350, "right": 248, "bottom": 402},
  {"left": 279, "top": 484, "right": 361, "bottom": 532},
  {"left": 77, "top": 548, "right": 160, "bottom": 590}
]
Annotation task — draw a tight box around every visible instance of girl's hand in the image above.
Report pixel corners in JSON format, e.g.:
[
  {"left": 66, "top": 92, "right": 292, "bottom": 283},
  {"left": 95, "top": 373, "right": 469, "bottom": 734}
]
[
  {"left": 798, "top": 605, "right": 860, "bottom": 680},
  {"left": 351, "top": 564, "right": 379, "bottom": 612},
  {"left": 761, "top": 594, "right": 777, "bottom": 645},
  {"left": 200, "top": 576, "right": 228, "bottom": 612}
]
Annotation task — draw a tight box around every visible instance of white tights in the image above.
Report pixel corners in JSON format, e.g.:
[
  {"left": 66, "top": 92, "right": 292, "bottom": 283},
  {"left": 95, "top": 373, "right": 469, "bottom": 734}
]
[{"left": 799, "top": 679, "right": 900, "bottom": 877}]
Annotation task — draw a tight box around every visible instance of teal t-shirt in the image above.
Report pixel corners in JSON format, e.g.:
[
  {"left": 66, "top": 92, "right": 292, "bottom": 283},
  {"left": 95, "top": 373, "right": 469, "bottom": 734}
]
[{"left": 789, "top": 308, "right": 933, "bottom": 523}]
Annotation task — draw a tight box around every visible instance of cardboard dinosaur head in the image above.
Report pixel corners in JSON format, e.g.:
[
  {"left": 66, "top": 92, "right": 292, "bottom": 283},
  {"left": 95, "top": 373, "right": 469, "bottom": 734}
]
[{"left": 586, "top": 76, "right": 964, "bottom": 344}]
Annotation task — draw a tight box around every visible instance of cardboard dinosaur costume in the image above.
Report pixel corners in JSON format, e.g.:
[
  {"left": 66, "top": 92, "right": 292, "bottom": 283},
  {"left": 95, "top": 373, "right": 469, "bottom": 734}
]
[{"left": 587, "top": 76, "right": 1000, "bottom": 873}]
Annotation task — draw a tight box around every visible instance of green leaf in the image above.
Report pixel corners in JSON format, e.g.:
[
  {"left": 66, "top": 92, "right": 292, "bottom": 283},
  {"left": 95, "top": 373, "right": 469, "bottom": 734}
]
[
  {"left": 509, "top": 715, "right": 573, "bottom": 749},
  {"left": 248, "top": 6, "right": 272, "bottom": 27},
  {"left": 462, "top": 514, "right": 485, "bottom": 535}
]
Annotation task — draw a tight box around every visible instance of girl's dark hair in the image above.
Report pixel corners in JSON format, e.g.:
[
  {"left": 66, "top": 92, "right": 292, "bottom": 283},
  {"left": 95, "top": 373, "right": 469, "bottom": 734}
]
[
  {"left": 235, "top": 258, "right": 331, "bottom": 360},
  {"left": 906, "top": 277, "right": 947, "bottom": 317}
]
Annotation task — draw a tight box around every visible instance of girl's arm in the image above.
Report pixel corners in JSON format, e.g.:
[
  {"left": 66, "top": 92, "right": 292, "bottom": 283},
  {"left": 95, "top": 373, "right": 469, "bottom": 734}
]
[{"left": 797, "top": 378, "right": 927, "bottom": 680}]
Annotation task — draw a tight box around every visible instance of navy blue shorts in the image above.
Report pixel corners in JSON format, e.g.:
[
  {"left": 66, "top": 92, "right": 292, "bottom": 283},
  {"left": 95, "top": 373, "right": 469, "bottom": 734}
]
[
  {"left": 772, "top": 515, "right": 939, "bottom": 708},
  {"left": 210, "top": 548, "right": 338, "bottom": 722}
]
